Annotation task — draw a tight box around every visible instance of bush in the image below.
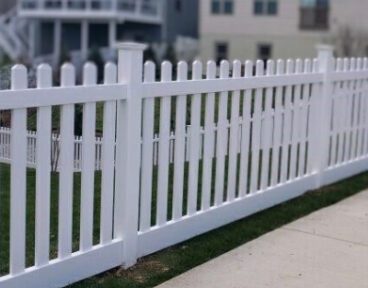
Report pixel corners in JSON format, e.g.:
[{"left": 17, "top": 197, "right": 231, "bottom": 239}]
[
  {"left": 144, "top": 45, "right": 158, "bottom": 66},
  {"left": 163, "top": 44, "right": 177, "bottom": 64},
  {"left": 59, "top": 45, "right": 71, "bottom": 67},
  {"left": 53, "top": 45, "right": 71, "bottom": 85},
  {"left": 88, "top": 46, "right": 104, "bottom": 82}
]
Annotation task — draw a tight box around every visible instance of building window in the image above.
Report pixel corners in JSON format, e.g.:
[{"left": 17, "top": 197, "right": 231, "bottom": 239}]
[
  {"left": 215, "top": 42, "right": 228, "bottom": 64},
  {"left": 300, "top": 0, "right": 329, "bottom": 30},
  {"left": 254, "top": 0, "right": 278, "bottom": 15},
  {"left": 40, "top": 22, "right": 55, "bottom": 55},
  {"left": 211, "top": 0, "right": 234, "bottom": 15},
  {"left": 67, "top": 0, "right": 86, "bottom": 10},
  {"left": 117, "top": 0, "right": 136, "bottom": 12},
  {"left": 257, "top": 43, "right": 272, "bottom": 62},
  {"left": 91, "top": 0, "right": 111, "bottom": 10},
  {"left": 62, "top": 23, "right": 82, "bottom": 51},
  {"left": 44, "top": 0, "right": 62, "bottom": 9},
  {"left": 224, "top": 1, "right": 233, "bottom": 13},
  {"left": 89, "top": 24, "right": 109, "bottom": 48},
  {"left": 22, "top": 0, "right": 38, "bottom": 9},
  {"left": 267, "top": 1, "right": 278, "bottom": 14},
  {"left": 212, "top": 0, "right": 220, "bottom": 13}
]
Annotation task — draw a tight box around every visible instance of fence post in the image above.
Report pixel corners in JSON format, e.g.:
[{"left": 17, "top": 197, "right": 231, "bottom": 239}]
[
  {"left": 114, "top": 42, "right": 146, "bottom": 267},
  {"left": 314, "top": 44, "right": 334, "bottom": 188}
]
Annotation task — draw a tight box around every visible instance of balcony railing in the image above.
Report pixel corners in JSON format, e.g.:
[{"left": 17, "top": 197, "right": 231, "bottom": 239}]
[{"left": 19, "top": 0, "right": 162, "bottom": 21}]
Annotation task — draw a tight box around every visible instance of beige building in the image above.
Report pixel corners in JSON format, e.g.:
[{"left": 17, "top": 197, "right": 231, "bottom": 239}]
[{"left": 200, "top": 0, "right": 368, "bottom": 63}]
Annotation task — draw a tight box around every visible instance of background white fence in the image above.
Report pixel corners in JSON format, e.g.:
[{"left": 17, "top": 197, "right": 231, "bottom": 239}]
[
  {"left": 0, "top": 123, "right": 244, "bottom": 170},
  {"left": 0, "top": 43, "right": 368, "bottom": 288}
]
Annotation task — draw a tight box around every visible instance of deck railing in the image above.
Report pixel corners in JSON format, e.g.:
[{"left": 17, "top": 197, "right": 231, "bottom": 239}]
[{"left": 18, "top": 0, "right": 163, "bottom": 22}]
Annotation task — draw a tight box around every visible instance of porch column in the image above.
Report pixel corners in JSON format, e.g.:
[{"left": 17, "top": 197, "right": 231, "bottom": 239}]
[
  {"left": 29, "top": 20, "right": 36, "bottom": 60},
  {"left": 81, "top": 20, "right": 89, "bottom": 62},
  {"left": 108, "top": 21, "right": 117, "bottom": 59},
  {"left": 111, "top": 0, "right": 117, "bottom": 10},
  {"left": 109, "top": 21, "right": 116, "bottom": 48},
  {"left": 53, "top": 20, "right": 61, "bottom": 67},
  {"left": 136, "top": 0, "right": 142, "bottom": 15}
]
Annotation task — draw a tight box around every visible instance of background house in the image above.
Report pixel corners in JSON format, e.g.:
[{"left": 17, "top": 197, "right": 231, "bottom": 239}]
[
  {"left": 200, "top": 0, "right": 368, "bottom": 63},
  {"left": 0, "top": 0, "right": 199, "bottom": 68}
]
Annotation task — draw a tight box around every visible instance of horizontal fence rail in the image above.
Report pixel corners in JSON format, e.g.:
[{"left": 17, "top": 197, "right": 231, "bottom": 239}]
[
  {"left": 0, "top": 43, "right": 368, "bottom": 288},
  {"left": 0, "top": 114, "right": 291, "bottom": 171}
]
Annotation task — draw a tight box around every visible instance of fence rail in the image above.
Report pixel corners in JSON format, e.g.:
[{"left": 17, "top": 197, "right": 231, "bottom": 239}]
[{"left": 0, "top": 43, "right": 368, "bottom": 288}]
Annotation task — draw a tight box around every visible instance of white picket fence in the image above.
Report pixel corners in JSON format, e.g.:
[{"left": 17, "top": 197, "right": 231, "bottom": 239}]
[{"left": 0, "top": 43, "right": 368, "bottom": 288}]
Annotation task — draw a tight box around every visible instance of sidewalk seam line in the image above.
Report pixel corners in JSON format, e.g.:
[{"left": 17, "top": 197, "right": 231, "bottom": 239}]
[{"left": 282, "top": 227, "right": 368, "bottom": 248}]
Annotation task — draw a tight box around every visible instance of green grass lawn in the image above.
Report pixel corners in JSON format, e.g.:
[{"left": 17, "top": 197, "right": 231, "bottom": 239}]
[
  {"left": 0, "top": 163, "right": 368, "bottom": 287},
  {"left": 0, "top": 164, "right": 102, "bottom": 276}
]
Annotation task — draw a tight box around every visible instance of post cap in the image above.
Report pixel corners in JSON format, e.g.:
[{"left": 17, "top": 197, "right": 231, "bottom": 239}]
[{"left": 115, "top": 42, "right": 147, "bottom": 51}]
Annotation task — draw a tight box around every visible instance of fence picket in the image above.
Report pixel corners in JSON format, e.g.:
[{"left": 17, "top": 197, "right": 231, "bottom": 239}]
[
  {"left": 342, "top": 58, "right": 351, "bottom": 163},
  {"left": 10, "top": 65, "right": 28, "bottom": 275},
  {"left": 270, "top": 60, "right": 284, "bottom": 185},
  {"left": 355, "top": 59, "right": 365, "bottom": 158},
  {"left": 140, "top": 61, "right": 156, "bottom": 230},
  {"left": 201, "top": 61, "right": 216, "bottom": 210},
  {"left": 363, "top": 59, "right": 368, "bottom": 155},
  {"left": 250, "top": 60, "right": 264, "bottom": 193},
  {"left": 280, "top": 60, "right": 294, "bottom": 181},
  {"left": 359, "top": 59, "right": 367, "bottom": 157},
  {"left": 307, "top": 59, "right": 320, "bottom": 174},
  {"left": 331, "top": 59, "right": 341, "bottom": 166},
  {"left": 188, "top": 61, "right": 202, "bottom": 215},
  {"left": 227, "top": 60, "right": 241, "bottom": 200},
  {"left": 289, "top": 59, "right": 303, "bottom": 179},
  {"left": 100, "top": 68, "right": 117, "bottom": 243},
  {"left": 172, "top": 61, "right": 188, "bottom": 219},
  {"left": 35, "top": 64, "right": 52, "bottom": 267},
  {"left": 351, "top": 59, "right": 360, "bottom": 160},
  {"left": 238, "top": 61, "right": 253, "bottom": 196},
  {"left": 328, "top": 59, "right": 337, "bottom": 166},
  {"left": 335, "top": 58, "right": 345, "bottom": 165},
  {"left": 80, "top": 63, "right": 97, "bottom": 251},
  {"left": 215, "top": 61, "right": 230, "bottom": 205},
  {"left": 298, "top": 59, "right": 311, "bottom": 176},
  {"left": 345, "top": 59, "right": 356, "bottom": 161},
  {"left": 260, "top": 60, "right": 274, "bottom": 190},
  {"left": 361, "top": 59, "right": 367, "bottom": 157},
  {"left": 58, "top": 63, "right": 76, "bottom": 259},
  {"left": 157, "top": 61, "right": 172, "bottom": 225}
]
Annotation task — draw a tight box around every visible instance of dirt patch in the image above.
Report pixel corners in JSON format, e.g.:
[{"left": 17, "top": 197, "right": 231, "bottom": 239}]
[{"left": 99, "top": 259, "right": 170, "bottom": 284}]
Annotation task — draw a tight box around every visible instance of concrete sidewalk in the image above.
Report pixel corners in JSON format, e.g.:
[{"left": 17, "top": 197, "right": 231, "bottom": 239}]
[{"left": 156, "top": 190, "right": 368, "bottom": 288}]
